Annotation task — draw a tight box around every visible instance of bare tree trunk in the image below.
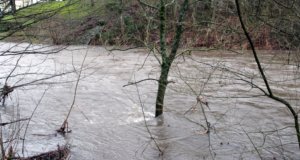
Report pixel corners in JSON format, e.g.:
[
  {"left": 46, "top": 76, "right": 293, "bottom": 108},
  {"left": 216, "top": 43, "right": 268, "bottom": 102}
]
[
  {"left": 0, "top": 130, "right": 5, "bottom": 159},
  {"left": 120, "top": 0, "right": 125, "bottom": 40},
  {"left": 10, "top": 0, "right": 16, "bottom": 14},
  {"left": 210, "top": 0, "right": 216, "bottom": 26}
]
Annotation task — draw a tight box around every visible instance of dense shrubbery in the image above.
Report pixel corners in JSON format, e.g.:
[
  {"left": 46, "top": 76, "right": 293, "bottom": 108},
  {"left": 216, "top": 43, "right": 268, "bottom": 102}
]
[{"left": 95, "top": 0, "right": 299, "bottom": 50}]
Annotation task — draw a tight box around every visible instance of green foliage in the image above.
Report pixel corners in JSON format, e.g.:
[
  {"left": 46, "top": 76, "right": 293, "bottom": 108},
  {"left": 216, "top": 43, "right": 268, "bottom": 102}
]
[
  {"left": 124, "top": 16, "right": 138, "bottom": 36},
  {"left": 104, "top": 1, "right": 122, "bottom": 14}
]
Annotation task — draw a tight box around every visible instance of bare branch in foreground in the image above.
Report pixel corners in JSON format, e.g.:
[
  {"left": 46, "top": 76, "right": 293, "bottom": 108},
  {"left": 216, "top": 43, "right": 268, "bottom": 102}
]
[{"left": 0, "top": 118, "right": 29, "bottom": 126}]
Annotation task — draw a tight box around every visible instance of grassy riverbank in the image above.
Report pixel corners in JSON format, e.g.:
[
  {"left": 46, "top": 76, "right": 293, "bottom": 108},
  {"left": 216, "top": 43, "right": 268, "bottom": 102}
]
[{"left": 0, "top": 0, "right": 299, "bottom": 50}]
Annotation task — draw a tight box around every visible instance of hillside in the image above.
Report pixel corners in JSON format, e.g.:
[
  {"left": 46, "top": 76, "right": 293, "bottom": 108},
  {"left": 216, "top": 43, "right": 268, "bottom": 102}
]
[{"left": 0, "top": 0, "right": 299, "bottom": 50}]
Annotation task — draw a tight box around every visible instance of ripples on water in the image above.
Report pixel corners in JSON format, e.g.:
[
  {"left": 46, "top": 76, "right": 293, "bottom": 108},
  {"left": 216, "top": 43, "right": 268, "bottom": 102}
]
[{"left": 0, "top": 43, "right": 299, "bottom": 159}]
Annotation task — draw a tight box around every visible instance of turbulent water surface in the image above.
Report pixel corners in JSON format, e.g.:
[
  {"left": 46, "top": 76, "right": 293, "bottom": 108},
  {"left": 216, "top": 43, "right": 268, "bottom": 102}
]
[{"left": 0, "top": 42, "right": 299, "bottom": 160}]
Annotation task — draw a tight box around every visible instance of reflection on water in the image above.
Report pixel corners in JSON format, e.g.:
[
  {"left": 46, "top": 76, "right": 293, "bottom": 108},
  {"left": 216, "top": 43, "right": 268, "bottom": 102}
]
[{"left": 0, "top": 43, "right": 299, "bottom": 159}]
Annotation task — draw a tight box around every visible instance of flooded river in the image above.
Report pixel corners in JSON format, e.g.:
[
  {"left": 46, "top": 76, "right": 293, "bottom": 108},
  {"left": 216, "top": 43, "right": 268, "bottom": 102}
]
[{"left": 0, "top": 43, "right": 299, "bottom": 159}]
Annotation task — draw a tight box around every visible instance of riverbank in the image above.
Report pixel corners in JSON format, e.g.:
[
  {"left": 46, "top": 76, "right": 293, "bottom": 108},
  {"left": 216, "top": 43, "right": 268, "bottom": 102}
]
[{"left": 1, "top": 0, "right": 298, "bottom": 50}]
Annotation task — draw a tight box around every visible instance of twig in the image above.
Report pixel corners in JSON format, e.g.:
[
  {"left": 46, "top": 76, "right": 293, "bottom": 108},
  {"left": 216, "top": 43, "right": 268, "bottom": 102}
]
[
  {"left": 0, "top": 118, "right": 29, "bottom": 126},
  {"left": 137, "top": 0, "right": 158, "bottom": 10},
  {"left": 123, "top": 78, "right": 159, "bottom": 87},
  {"left": 241, "top": 127, "right": 263, "bottom": 160},
  {"left": 22, "top": 88, "right": 48, "bottom": 155}
]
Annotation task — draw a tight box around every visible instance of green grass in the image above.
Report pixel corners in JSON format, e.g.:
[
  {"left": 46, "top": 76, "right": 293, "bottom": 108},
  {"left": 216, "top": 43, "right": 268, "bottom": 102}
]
[
  {"left": 0, "top": 0, "right": 111, "bottom": 41},
  {"left": 1, "top": 0, "right": 94, "bottom": 23},
  {"left": 0, "top": 0, "right": 90, "bottom": 40}
]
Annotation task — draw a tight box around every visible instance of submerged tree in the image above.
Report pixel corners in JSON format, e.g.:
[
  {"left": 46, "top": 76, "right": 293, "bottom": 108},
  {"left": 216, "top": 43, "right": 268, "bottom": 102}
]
[
  {"left": 146, "top": 0, "right": 189, "bottom": 117},
  {"left": 156, "top": 0, "right": 188, "bottom": 117}
]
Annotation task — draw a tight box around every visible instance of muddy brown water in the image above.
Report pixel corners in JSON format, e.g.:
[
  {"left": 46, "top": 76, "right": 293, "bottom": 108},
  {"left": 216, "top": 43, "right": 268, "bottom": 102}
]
[{"left": 0, "top": 43, "right": 299, "bottom": 159}]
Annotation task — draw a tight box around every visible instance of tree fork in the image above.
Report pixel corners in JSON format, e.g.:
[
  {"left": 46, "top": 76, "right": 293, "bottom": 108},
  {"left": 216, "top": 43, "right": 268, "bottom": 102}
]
[{"left": 155, "top": 0, "right": 189, "bottom": 117}]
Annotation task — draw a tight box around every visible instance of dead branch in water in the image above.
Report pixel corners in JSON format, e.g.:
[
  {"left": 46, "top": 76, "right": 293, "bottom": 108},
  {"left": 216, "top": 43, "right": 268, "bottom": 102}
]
[
  {"left": 18, "top": 145, "right": 70, "bottom": 160},
  {"left": 57, "top": 51, "right": 88, "bottom": 134}
]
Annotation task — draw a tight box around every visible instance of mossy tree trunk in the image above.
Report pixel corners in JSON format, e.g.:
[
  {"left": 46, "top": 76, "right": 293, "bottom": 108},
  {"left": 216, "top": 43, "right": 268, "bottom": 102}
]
[
  {"left": 155, "top": 62, "right": 170, "bottom": 117},
  {"left": 155, "top": 0, "right": 189, "bottom": 117}
]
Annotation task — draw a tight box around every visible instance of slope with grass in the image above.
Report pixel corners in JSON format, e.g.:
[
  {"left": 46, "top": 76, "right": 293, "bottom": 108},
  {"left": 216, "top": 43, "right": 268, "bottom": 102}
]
[{"left": 0, "top": 0, "right": 106, "bottom": 43}]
